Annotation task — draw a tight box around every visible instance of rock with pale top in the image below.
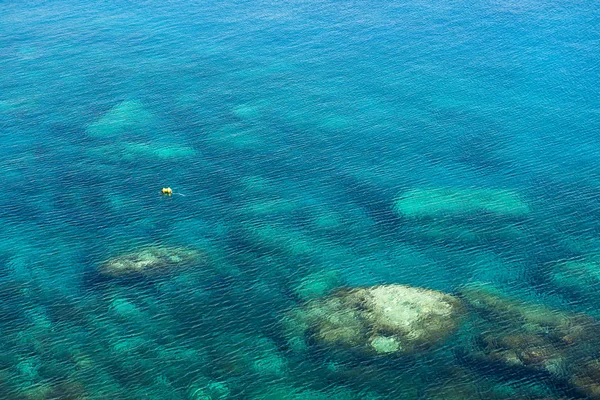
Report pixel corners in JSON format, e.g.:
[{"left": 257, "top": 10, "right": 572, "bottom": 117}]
[
  {"left": 98, "top": 246, "right": 202, "bottom": 278},
  {"left": 287, "top": 284, "right": 464, "bottom": 356}
]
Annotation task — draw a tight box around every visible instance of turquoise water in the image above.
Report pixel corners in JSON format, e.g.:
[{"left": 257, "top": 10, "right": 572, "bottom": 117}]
[{"left": 1, "top": 0, "right": 600, "bottom": 398}]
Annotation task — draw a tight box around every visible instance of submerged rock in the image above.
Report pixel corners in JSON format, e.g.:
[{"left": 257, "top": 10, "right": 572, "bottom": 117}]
[
  {"left": 459, "top": 283, "right": 600, "bottom": 398},
  {"left": 550, "top": 258, "right": 600, "bottom": 300},
  {"left": 460, "top": 283, "right": 595, "bottom": 345},
  {"left": 98, "top": 246, "right": 203, "bottom": 278},
  {"left": 286, "top": 284, "right": 464, "bottom": 357},
  {"left": 572, "top": 360, "right": 600, "bottom": 399},
  {"left": 188, "top": 377, "right": 230, "bottom": 400},
  {"left": 393, "top": 188, "right": 530, "bottom": 218}
]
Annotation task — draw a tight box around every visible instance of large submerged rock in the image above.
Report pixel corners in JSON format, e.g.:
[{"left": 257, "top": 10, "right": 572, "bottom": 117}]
[
  {"left": 459, "top": 283, "right": 600, "bottom": 399},
  {"left": 286, "top": 284, "right": 464, "bottom": 357},
  {"left": 99, "top": 246, "right": 203, "bottom": 278}
]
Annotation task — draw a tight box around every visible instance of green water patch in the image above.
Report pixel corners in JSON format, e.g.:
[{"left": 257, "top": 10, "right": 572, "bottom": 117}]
[
  {"left": 393, "top": 188, "right": 530, "bottom": 218},
  {"left": 86, "top": 100, "right": 155, "bottom": 138},
  {"left": 292, "top": 270, "right": 343, "bottom": 302}
]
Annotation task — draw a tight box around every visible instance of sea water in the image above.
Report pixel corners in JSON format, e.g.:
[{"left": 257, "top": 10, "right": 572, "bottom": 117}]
[{"left": 1, "top": 0, "right": 599, "bottom": 398}]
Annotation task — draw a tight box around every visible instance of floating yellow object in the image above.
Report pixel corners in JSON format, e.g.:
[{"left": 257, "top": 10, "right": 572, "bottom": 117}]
[{"left": 161, "top": 187, "right": 173, "bottom": 196}]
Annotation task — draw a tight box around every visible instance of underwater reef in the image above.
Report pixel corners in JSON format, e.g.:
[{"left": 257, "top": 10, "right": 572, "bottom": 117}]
[
  {"left": 458, "top": 283, "right": 600, "bottom": 399},
  {"left": 284, "top": 284, "right": 464, "bottom": 357}
]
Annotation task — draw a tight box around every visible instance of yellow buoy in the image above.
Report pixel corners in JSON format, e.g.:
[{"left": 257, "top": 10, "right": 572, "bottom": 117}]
[{"left": 161, "top": 187, "right": 173, "bottom": 196}]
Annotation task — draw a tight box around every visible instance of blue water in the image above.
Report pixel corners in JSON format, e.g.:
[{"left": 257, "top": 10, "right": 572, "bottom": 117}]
[{"left": 1, "top": 0, "right": 600, "bottom": 398}]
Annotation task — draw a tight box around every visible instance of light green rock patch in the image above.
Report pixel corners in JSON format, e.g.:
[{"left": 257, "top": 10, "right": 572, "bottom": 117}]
[
  {"left": 20, "top": 382, "right": 54, "bottom": 400},
  {"left": 111, "top": 337, "right": 146, "bottom": 354},
  {"left": 249, "top": 337, "right": 289, "bottom": 378},
  {"left": 189, "top": 379, "right": 230, "bottom": 400},
  {"left": 286, "top": 284, "right": 464, "bottom": 357},
  {"left": 251, "top": 352, "right": 287, "bottom": 378},
  {"left": 286, "top": 336, "right": 308, "bottom": 353},
  {"left": 24, "top": 308, "right": 53, "bottom": 331},
  {"left": 87, "top": 100, "right": 155, "bottom": 138},
  {"left": 156, "top": 346, "right": 205, "bottom": 365},
  {"left": 281, "top": 308, "right": 312, "bottom": 353},
  {"left": 0, "top": 98, "right": 28, "bottom": 112},
  {"left": 311, "top": 212, "right": 343, "bottom": 231},
  {"left": 99, "top": 246, "right": 204, "bottom": 278},
  {"left": 16, "top": 358, "right": 40, "bottom": 381},
  {"left": 109, "top": 297, "right": 144, "bottom": 320},
  {"left": 393, "top": 188, "right": 530, "bottom": 218},
  {"left": 370, "top": 336, "right": 401, "bottom": 353},
  {"left": 121, "top": 142, "right": 197, "bottom": 160},
  {"left": 232, "top": 104, "right": 261, "bottom": 119}
]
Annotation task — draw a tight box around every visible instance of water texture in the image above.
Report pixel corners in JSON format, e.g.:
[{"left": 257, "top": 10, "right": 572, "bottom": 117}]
[{"left": 1, "top": 0, "right": 599, "bottom": 398}]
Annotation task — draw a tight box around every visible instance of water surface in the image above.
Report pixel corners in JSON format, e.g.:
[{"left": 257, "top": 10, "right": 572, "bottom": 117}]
[{"left": 1, "top": 0, "right": 599, "bottom": 398}]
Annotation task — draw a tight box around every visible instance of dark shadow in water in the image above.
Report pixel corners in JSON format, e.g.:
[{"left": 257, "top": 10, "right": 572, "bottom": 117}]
[{"left": 328, "top": 172, "right": 404, "bottom": 232}]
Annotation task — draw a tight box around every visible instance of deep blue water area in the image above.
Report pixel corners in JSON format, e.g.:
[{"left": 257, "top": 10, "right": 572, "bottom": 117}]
[{"left": 1, "top": 0, "right": 600, "bottom": 398}]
